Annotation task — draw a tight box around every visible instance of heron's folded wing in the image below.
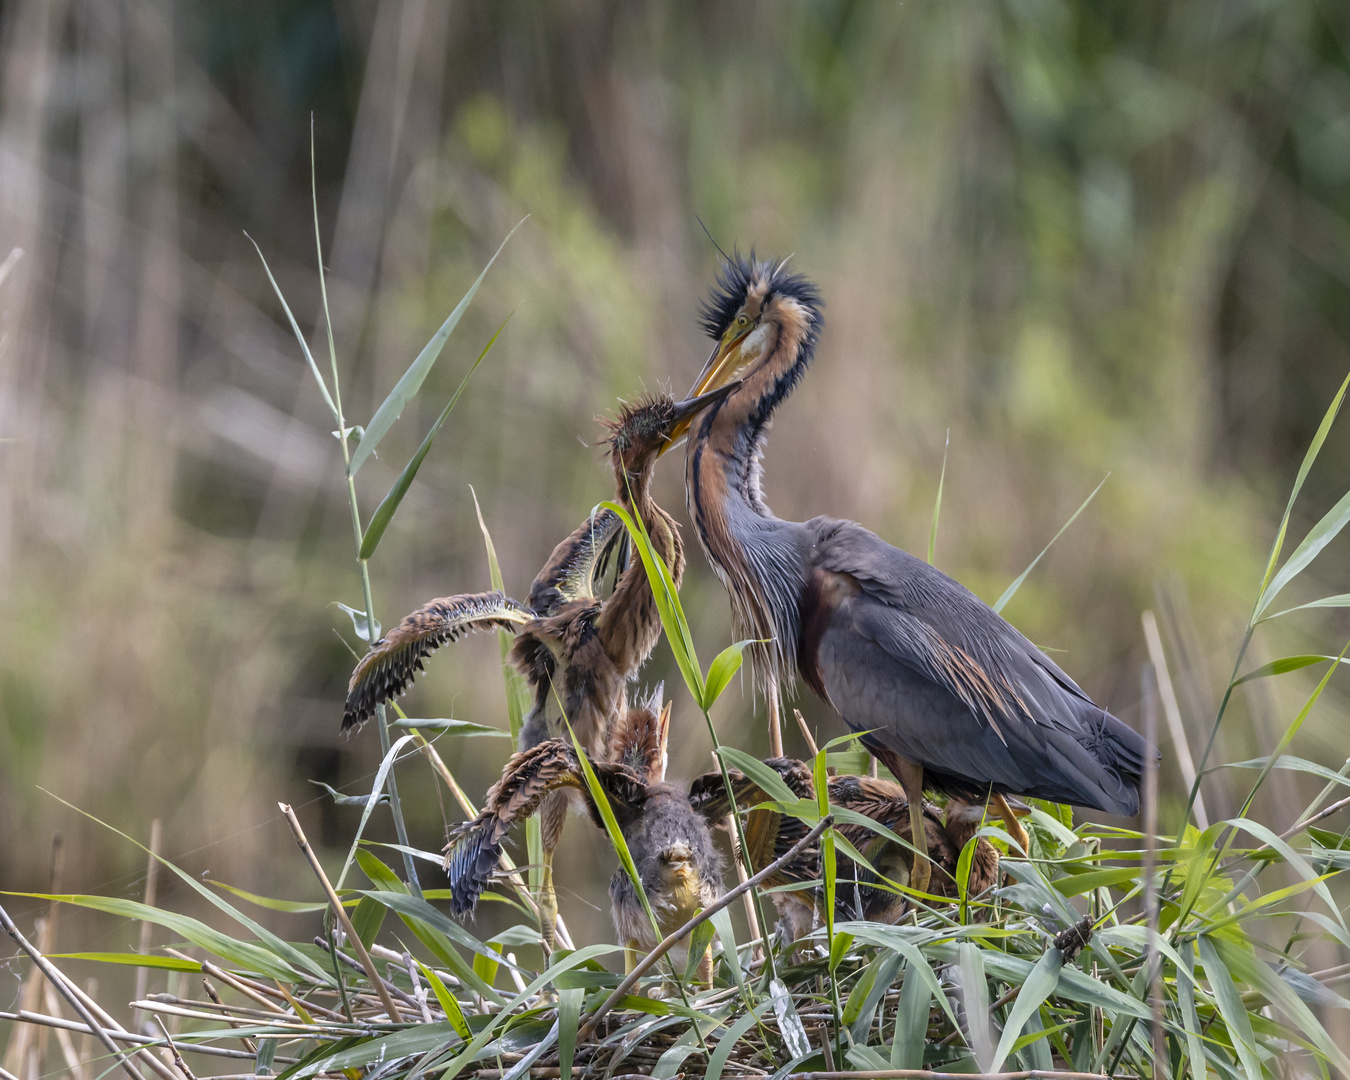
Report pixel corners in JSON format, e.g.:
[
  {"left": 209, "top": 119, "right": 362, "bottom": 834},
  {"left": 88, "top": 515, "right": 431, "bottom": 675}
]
[
  {"left": 810, "top": 517, "right": 1098, "bottom": 731},
  {"left": 344, "top": 591, "right": 534, "bottom": 730}
]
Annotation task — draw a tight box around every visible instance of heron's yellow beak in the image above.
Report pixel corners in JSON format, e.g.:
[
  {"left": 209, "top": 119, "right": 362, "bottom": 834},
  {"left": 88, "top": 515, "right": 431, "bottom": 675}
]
[
  {"left": 656, "top": 374, "right": 742, "bottom": 456},
  {"left": 659, "top": 331, "right": 751, "bottom": 453}
]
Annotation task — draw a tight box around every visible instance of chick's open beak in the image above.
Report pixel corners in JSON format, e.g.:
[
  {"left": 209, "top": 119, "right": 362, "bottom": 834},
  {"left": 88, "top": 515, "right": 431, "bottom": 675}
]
[{"left": 658, "top": 376, "right": 741, "bottom": 455}]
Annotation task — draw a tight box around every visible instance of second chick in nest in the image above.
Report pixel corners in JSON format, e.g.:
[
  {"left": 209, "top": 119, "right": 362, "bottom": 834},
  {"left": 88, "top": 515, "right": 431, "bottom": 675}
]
[{"left": 445, "top": 691, "right": 723, "bottom": 983}]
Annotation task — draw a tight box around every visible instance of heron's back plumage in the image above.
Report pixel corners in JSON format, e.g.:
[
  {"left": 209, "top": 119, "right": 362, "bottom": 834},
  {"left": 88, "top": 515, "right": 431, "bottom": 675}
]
[{"left": 804, "top": 517, "right": 1151, "bottom": 815}]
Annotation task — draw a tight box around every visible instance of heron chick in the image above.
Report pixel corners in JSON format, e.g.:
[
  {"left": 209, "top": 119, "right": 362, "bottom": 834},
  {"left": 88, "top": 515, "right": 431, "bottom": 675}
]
[
  {"left": 445, "top": 694, "right": 723, "bottom": 982},
  {"left": 344, "top": 385, "right": 733, "bottom": 946}
]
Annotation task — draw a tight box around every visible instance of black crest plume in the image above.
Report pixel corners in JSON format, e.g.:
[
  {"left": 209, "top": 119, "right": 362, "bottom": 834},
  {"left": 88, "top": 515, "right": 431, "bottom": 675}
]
[{"left": 697, "top": 249, "right": 825, "bottom": 341}]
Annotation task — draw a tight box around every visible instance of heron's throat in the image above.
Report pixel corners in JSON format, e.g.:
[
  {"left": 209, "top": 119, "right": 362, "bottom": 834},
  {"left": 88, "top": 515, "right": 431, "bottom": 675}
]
[{"left": 686, "top": 425, "right": 806, "bottom": 690}]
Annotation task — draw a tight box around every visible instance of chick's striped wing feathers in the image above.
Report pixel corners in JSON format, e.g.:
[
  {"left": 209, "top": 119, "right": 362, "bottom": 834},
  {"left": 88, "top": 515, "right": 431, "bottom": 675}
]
[
  {"left": 443, "top": 739, "right": 648, "bottom": 916},
  {"left": 344, "top": 591, "right": 534, "bottom": 730},
  {"left": 527, "top": 509, "right": 629, "bottom": 614}
]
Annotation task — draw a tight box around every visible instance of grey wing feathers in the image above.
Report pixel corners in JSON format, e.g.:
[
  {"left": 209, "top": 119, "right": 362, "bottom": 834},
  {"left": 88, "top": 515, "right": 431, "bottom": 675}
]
[
  {"left": 344, "top": 591, "right": 534, "bottom": 730},
  {"left": 810, "top": 517, "right": 1151, "bottom": 815}
]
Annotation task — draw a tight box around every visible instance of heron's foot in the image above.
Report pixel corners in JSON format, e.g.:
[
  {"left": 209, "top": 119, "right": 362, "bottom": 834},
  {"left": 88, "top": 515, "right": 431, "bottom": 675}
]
[
  {"left": 992, "top": 793, "right": 1032, "bottom": 856},
  {"left": 909, "top": 851, "right": 932, "bottom": 896}
]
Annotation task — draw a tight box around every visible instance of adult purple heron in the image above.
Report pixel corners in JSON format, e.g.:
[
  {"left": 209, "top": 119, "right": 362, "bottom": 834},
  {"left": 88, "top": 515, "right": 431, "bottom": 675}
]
[
  {"left": 666, "top": 254, "right": 1155, "bottom": 891},
  {"left": 345, "top": 387, "right": 730, "bottom": 943}
]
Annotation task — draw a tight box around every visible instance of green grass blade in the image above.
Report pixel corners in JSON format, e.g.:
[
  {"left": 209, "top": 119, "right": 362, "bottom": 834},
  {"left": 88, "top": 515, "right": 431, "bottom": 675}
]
[
  {"left": 709, "top": 906, "right": 746, "bottom": 999},
  {"left": 389, "top": 717, "right": 510, "bottom": 737},
  {"left": 890, "top": 960, "right": 931, "bottom": 1068},
  {"left": 351, "top": 219, "right": 524, "bottom": 476},
  {"left": 247, "top": 234, "right": 339, "bottom": 422},
  {"left": 37, "top": 792, "right": 333, "bottom": 984},
  {"left": 1255, "top": 487, "right": 1350, "bottom": 617},
  {"left": 714, "top": 746, "right": 800, "bottom": 803},
  {"left": 563, "top": 721, "right": 663, "bottom": 949},
  {"left": 417, "top": 959, "right": 471, "bottom": 1039},
  {"left": 6, "top": 891, "right": 303, "bottom": 981},
  {"left": 470, "top": 487, "right": 532, "bottom": 736},
  {"left": 334, "top": 733, "right": 417, "bottom": 890},
  {"left": 843, "top": 950, "right": 901, "bottom": 1042},
  {"left": 359, "top": 316, "right": 510, "bottom": 560},
  {"left": 1262, "top": 592, "right": 1350, "bottom": 621},
  {"left": 1232, "top": 653, "right": 1350, "bottom": 686},
  {"left": 557, "top": 986, "right": 584, "bottom": 1080},
  {"left": 1234, "top": 640, "right": 1348, "bottom": 818},
  {"left": 928, "top": 429, "right": 949, "bottom": 565},
  {"left": 599, "top": 499, "right": 704, "bottom": 702},
  {"left": 46, "top": 952, "right": 202, "bottom": 971},
  {"left": 1196, "top": 935, "right": 1263, "bottom": 1080},
  {"left": 209, "top": 880, "right": 328, "bottom": 913},
  {"left": 469, "top": 486, "right": 539, "bottom": 894},
  {"left": 993, "top": 474, "right": 1108, "bottom": 614},
  {"left": 1252, "top": 370, "right": 1350, "bottom": 615},
  {"left": 990, "top": 946, "right": 1063, "bottom": 1072},
  {"left": 312, "top": 118, "right": 344, "bottom": 429},
  {"left": 706, "top": 1001, "right": 773, "bottom": 1080}
]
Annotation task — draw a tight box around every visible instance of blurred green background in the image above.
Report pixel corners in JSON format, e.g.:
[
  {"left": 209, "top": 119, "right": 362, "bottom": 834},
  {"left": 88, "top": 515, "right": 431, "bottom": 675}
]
[{"left": 3, "top": 0, "right": 1350, "bottom": 1017}]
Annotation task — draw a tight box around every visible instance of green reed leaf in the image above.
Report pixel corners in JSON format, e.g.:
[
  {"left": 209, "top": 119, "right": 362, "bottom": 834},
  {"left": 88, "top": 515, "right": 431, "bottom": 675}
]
[
  {"left": 703, "top": 639, "right": 756, "bottom": 711},
  {"left": 990, "top": 946, "right": 1063, "bottom": 1072},
  {"left": 248, "top": 234, "right": 339, "bottom": 423},
  {"left": 351, "top": 220, "right": 523, "bottom": 477},
  {"left": 994, "top": 474, "right": 1108, "bottom": 614},
  {"left": 928, "top": 428, "right": 949, "bottom": 565},
  {"left": 359, "top": 316, "right": 509, "bottom": 559},
  {"left": 1252, "top": 370, "right": 1350, "bottom": 618}
]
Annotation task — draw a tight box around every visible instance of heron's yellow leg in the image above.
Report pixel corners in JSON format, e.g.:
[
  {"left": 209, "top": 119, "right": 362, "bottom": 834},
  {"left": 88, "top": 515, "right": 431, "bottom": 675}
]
[
  {"left": 624, "top": 942, "right": 640, "bottom": 975},
  {"left": 767, "top": 682, "right": 783, "bottom": 757},
  {"left": 894, "top": 758, "right": 931, "bottom": 896},
  {"left": 696, "top": 945, "right": 714, "bottom": 988},
  {"left": 992, "top": 792, "right": 1030, "bottom": 855},
  {"left": 538, "top": 852, "right": 558, "bottom": 953}
]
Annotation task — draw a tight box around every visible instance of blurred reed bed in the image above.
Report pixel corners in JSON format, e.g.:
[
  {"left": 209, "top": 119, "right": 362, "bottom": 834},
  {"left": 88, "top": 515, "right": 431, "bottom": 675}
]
[{"left": 2, "top": 0, "right": 1350, "bottom": 1062}]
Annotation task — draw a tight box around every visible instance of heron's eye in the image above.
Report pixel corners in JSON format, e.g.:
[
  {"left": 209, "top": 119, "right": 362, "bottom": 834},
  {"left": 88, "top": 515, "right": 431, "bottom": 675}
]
[{"left": 736, "top": 312, "right": 751, "bottom": 328}]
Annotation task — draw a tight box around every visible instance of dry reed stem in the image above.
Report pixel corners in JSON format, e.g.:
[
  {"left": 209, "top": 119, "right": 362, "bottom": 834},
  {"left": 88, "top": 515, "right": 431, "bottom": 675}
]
[
  {"left": 41, "top": 981, "right": 89, "bottom": 1080},
  {"left": 0, "top": 901, "right": 147, "bottom": 1080},
  {"left": 578, "top": 815, "right": 833, "bottom": 1041},
  {"left": 278, "top": 802, "right": 402, "bottom": 1022},
  {"left": 1142, "top": 611, "right": 1209, "bottom": 828},
  {"left": 0, "top": 1011, "right": 292, "bottom": 1063},
  {"left": 200, "top": 980, "right": 257, "bottom": 1054},
  {"left": 4, "top": 837, "right": 61, "bottom": 1078},
  {"left": 131, "top": 819, "right": 162, "bottom": 1033},
  {"left": 160, "top": 950, "right": 289, "bottom": 1016},
  {"left": 152, "top": 1018, "right": 196, "bottom": 1080}
]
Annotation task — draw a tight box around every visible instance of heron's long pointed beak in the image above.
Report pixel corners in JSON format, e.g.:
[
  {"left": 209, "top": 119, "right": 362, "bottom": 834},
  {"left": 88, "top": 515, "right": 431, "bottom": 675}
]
[
  {"left": 1003, "top": 795, "right": 1033, "bottom": 817},
  {"left": 690, "top": 328, "right": 751, "bottom": 399},
  {"left": 658, "top": 377, "right": 741, "bottom": 456}
]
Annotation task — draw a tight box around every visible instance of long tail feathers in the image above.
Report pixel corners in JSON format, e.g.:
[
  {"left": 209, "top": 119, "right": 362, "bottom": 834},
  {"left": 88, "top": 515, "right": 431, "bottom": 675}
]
[{"left": 343, "top": 591, "right": 534, "bottom": 730}]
